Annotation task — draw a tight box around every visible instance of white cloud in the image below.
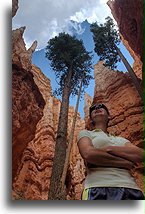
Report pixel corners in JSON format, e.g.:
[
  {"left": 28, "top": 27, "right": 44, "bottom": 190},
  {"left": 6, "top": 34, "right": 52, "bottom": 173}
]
[
  {"left": 12, "top": 0, "right": 114, "bottom": 50},
  {"left": 70, "top": 0, "right": 113, "bottom": 24},
  {"left": 67, "top": 21, "right": 86, "bottom": 35}
]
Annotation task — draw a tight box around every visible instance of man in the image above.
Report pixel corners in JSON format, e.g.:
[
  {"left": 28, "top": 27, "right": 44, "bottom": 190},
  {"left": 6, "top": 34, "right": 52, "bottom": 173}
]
[{"left": 77, "top": 103, "right": 144, "bottom": 200}]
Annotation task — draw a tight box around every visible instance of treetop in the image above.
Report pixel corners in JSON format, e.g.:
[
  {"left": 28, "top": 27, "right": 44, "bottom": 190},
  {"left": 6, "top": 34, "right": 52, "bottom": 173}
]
[{"left": 45, "top": 32, "right": 93, "bottom": 97}]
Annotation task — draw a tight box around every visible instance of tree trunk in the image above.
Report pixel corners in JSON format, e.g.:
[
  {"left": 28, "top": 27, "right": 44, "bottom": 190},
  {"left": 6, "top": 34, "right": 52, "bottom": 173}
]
[
  {"left": 48, "top": 67, "right": 73, "bottom": 200},
  {"left": 115, "top": 45, "right": 143, "bottom": 101},
  {"left": 61, "top": 79, "right": 83, "bottom": 193}
]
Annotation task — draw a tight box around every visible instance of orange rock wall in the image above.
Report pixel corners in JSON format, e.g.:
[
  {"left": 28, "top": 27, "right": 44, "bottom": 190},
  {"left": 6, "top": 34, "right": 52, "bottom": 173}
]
[
  {"left": 13, "top": 65, "right": 56, "bottom": 200},
  {"left": 67, "top": 119, "right": 86, "bottom": 200},
  {"left": 12, "top": 26, "right": 45, "bottom": 181},
  {"left": 120, "top": 37, "right": 143, "bottom": 80},
  {"left": 107, "top": 0, "right": 143, "bottom": 79}
]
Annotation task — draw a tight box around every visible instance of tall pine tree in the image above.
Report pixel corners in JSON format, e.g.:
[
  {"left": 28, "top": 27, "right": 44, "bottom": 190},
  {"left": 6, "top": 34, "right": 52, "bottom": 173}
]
[
  {"left": 90, "top": 16, "right": 143, "bottom": 100},
  {"left": 90, "top": 16, "right": 120, "bottom": 70},
  {"left": 45, "top": 33, "right": 93, "bottom": 199}
]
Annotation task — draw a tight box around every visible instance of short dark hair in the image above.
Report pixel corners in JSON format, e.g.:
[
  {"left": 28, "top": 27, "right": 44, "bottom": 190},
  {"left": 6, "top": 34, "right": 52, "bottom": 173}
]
[{"left": 89, "top": 103, "right": 109, "bottom": 119}]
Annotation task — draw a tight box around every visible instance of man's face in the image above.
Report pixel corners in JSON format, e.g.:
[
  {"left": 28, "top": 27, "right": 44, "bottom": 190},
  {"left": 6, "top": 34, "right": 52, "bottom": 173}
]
[{"left": 91, "top": 106, "right": 108, "bottom": 121}]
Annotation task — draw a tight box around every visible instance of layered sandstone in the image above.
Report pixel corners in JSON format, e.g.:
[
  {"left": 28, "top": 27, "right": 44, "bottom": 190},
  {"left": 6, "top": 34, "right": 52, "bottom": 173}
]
[
  {"left": 84, "top": 93, "right": 93, "bottom": 125},
  {"left": 12, "top": 27, "right": 37, "bottom": 72},
  {"left": 107, "top": 0, "right": 143, "bottom": 79},
  {"left": 12, "top": 65, "right": 45, "bottom": 180},
  {"left": 84, "top": 61, "right": 143, "bottom": 191},
  {"left": 67, "top": 117, "right": 86, "bottom": 200},
  {"left": 120, "top": 37, "right": 143, "bottom": 80},
  {"left": 12, "top": 27, "right": 45, "bottom": 180},
  {"left": 13, "top": 65, "right": 56, "bottom": 200}
]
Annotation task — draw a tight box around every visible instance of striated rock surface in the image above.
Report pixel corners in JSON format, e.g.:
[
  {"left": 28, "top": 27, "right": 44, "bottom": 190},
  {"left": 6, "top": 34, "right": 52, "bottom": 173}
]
[
  {"left": 13, "top": 65, "right": 55, "bottom": 199},
  {"left": 84, "top": 61, "right": 143, "bottom": 191},
  {"left": 12, "top": 27, "right": 37, "bottom": 72},
  {"left": 120, "top": 37, "right": 143, "bottom": 80},
  {"left": 12, "top": 65, "right": 45, "bottom": 181},
  {"left": 66, "top": 113, "right": 86, "bottom": 200},
  {"left": 12, "top": 64, "right": 85, "bottom": 200},
  {"left": 107, "top": 0, "right": 143, "bottom": 79},
  {"left": 12, "top": 27, "right": 45, "bottom": 180},
  {"left": 84, "top": 93, "right": 93, "bottom": 125}
]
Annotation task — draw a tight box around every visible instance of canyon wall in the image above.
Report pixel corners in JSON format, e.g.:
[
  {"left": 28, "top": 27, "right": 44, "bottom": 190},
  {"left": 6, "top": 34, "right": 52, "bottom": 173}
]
[
  {"left": 107, "top": 0, "right": 143, "bottom": 79},
  {"left": 12, "top": 27, "right": 45, "bottom": 181},
  {"left": 105, "top": 0, "right": 144, "bottom": 190}
]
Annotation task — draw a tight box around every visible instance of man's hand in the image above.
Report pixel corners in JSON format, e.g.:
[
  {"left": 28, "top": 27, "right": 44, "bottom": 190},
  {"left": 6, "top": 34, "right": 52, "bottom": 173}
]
[{"left": 101, "top": 143, "right": 144, "bottom": 164}]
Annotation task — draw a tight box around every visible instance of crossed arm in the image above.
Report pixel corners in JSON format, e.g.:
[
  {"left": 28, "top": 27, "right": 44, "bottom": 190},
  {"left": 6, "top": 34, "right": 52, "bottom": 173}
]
[
  {"left": 77, "top": 137, "right": 143, "bottom": 170},
  {"left": 103, "top": 142, "right": 144, "bottom": 164}
]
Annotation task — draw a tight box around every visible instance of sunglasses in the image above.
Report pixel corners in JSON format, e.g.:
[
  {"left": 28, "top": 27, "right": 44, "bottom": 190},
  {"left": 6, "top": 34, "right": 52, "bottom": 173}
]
[{"left": 89, "top": 103, "right": 109, "bottom": 118}]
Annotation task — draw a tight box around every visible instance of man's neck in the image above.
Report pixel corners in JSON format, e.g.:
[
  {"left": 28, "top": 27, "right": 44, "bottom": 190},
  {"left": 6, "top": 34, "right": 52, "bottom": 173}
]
[{"left": 94, "top": 123, "right": 108, "bottom": 134}]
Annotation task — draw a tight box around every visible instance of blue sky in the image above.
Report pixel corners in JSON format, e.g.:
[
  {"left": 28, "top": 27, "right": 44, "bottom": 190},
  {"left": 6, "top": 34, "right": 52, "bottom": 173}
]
[
  {"left": 12, "top": 0, "right": 134, "bottom": 119},
  {"left": 32, "top": 20, "right": 134, "bottom": 118}
]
